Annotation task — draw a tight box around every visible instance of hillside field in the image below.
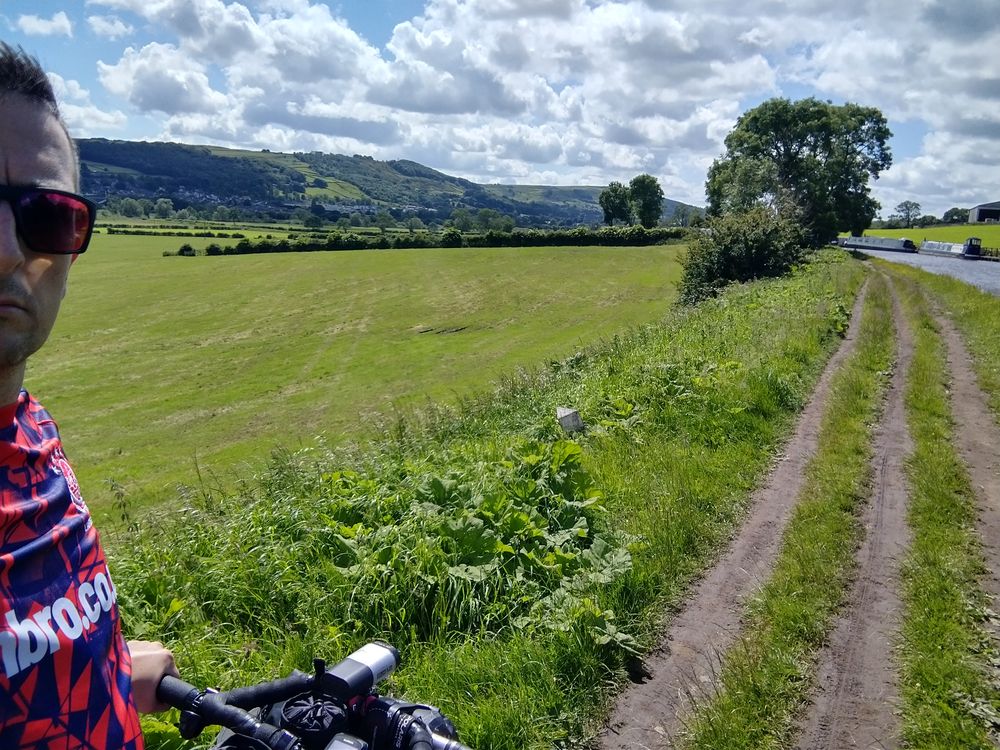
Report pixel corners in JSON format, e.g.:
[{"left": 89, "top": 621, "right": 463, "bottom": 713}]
[{"left": 27, "top": 233, "right": 684, "bottom": 514}]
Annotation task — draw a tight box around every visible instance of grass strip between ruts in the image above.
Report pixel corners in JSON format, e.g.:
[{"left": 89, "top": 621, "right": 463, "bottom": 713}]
[
  {"left": 886, "top": 265, "right": 1000, "bottom": 747},
  {"left": 681, "top": 271, "right": 894, "bottom": 749}
]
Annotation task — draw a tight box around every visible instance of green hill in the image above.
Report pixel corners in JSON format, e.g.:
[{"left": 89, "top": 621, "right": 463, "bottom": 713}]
[{"left": 77, "top": 139, "right": 700, "bottom": 226}]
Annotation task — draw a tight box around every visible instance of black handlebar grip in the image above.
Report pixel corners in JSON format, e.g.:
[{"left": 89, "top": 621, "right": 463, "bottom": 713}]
[
  {"left": 222, "top": 673, "right": 313, "bottom": 709},
  {"left": 157, "top": 674, "right": 201, "bottom": 709}
]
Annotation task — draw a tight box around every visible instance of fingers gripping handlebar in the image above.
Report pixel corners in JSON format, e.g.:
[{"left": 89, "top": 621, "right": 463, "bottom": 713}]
[
  {"left": 155, "top": 642, "right": 473, "bottom": 750},
  {"left": 158, "top": 675, "right": 301, "bottom": 749}
]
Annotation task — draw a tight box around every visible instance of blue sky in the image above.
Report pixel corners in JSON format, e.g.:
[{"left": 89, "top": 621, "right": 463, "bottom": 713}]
[{"left": 3, "top": 0, "right": 998, "bottom": 216}]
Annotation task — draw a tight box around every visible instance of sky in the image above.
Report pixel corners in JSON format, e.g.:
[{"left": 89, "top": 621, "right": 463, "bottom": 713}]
[{"left": 2, "top": 0, "right": 998, "bottom": 217}]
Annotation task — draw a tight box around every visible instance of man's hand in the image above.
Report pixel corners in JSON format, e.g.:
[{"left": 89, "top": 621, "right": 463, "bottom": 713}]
[{"left": 127, "top": 640, "right": 178, "bottom": 713}]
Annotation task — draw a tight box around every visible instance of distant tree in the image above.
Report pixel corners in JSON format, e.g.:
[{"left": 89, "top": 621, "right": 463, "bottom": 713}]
[
  {"left": 706, "top": 98, "right": 892, "bottom": 245},
  {"left": 495, "top": 215, "right": 515, "bottom": 233},
  {"left": 942, "top": 206, "right": 969, "bottom": 224},
  {"left": 349, "top": 213, "right": 365, "bottom": 227},
  {"left": 670, "top": 204, "right": 691, "bottom": 227},
  {"left": 629, "top": 174, "right": 665, "bottom": 229},
  {"left": 450, "top": 208, "right": 474, "bottom": 232},
  {"left": 405, "top": 216, "right": 425, "bottom": 233},
  {"left": 119, "top": 197, "right": 143, "bottom": 218},
  {"left": 312, "top": 177, "right": 328, "bottom": 188},
  {"left": 153, "top": 198, "right": 174, "bottom": 219},
  {"left": 304, "top": 214, "right": 324, "bottom": 229},
  {"left": 374, "top": 210, "right": 396, "bottom": 229},
  {"left": 598, "top": 181, "right": 632, "bottom": 225},
  {"left": 894, "top": 200, "right": 921, "bottom": 228},
  {"left": 213, "top": 205, "right": 235, "bottom": 222},
  {"left": 336, "top": 217, "right": 351, "bottom": 230},
  {"left": 476, "top": 208, "right": 501, "bottom": 231},
  {"left": 916, "top": 214, "right": 939, "bottom": 228},
  {"left": 441, "top": 227, "right": 464, "bottom": 247}
]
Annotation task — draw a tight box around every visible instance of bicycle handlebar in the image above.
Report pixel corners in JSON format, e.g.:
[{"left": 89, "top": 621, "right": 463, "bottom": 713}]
[
  {"left": 158, "top": 674, "right": 302, "bottom": 749},
  {"left": 154, "top": 642, "right": 473, "bottom": 750}
]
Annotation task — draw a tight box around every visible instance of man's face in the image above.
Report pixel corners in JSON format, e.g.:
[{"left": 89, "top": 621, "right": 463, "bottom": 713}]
[{"left": 0, "top": 94, "right": 76, "bottom": 372}]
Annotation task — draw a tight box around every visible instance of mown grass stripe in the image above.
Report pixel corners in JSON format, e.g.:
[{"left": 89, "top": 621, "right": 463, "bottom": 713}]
[
  {"left": 680, "top": 270, "right": 894, "bottom": 749},
  {"left": 886, "top": 265, "right": 999, "bottom": 748}
]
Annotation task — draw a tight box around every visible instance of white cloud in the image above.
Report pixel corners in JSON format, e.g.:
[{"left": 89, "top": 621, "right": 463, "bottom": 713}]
[
  {"left": 87, "top": 15, "right": 135, "bottom": 40},
  {"left": 16, "top": 12, "right": 73, "bottom": 37},
  {"left": 75, "top": 0, "right": 1000, "bottom": 215},
  {"left": 97, "top": 43, "right": 229, "bottom": 115},
  {"left": 48, "top": 73, "right": 128, "bottom": 134}
]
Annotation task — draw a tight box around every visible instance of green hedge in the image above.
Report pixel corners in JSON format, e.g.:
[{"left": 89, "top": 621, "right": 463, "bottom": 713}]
[{"left": 169, "top": 225, "right": 690, "bottom": 256}]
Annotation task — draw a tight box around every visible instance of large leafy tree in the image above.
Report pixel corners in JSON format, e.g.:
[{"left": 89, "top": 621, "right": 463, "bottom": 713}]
[
  {"left": 598, "top": 181, "right": 632, "bottom": 225},
  {"left": 629, "top": 173, "right": 665, "bottom": 229},
  {"left": 706, "top": 98, "right": 892, "bottom": 246}
]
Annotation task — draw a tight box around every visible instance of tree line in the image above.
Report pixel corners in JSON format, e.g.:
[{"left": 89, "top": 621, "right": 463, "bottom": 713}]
[{"left": 882, "top": 201, "right": 971, "bottom": 229}]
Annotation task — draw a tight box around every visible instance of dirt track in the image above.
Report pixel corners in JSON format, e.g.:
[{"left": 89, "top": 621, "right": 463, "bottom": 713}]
[
  {"left": 596, "top": 271, "right": 1000, "bottom": 749},
  {"left": 793, "top": 276, "right": 913, "bottom": 749},
  {"left": 595, "top": 283, "right": 870, "bottom": 750}
]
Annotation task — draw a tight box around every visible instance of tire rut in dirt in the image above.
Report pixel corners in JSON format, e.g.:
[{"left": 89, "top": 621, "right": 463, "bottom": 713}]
[
  {"left": 935, "top": 313, "right": 1000, "bottom": 645},
  {"left": 594, "top": 281, "right": 871, "bottom": 750},
  {"left": 793, "top": 273, "right": 914, "bottom": 750}
]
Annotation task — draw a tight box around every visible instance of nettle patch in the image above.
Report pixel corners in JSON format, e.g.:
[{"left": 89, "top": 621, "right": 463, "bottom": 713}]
[{"left": 114, "top": 435, "right": 636, "bottom": 658}]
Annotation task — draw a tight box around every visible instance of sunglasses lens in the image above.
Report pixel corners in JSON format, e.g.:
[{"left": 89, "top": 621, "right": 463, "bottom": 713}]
[{"left": 17, "top": 191, "right": 92, "bottom": 253}]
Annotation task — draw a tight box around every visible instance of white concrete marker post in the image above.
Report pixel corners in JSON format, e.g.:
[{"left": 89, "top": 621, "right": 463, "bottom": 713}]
[{"left": 557, "top": 407, "right": 585, "bottom": 434}]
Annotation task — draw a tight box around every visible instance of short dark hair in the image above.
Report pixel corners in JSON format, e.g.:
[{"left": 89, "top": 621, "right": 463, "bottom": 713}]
[
  {"left": 0, "top": 42, "right": 79, "bottom": 188},
  {"left": 0, "top": 42, "right": 59, "bottom": 114}
]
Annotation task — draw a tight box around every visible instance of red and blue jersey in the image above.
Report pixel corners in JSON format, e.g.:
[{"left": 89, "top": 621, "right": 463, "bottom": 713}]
[{"left": 1, "top": 391, "right": 142, "bottom": 749}]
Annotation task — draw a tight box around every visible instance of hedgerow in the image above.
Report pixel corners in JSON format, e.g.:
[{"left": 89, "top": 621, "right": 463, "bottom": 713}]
[{"left": 165, "top": 225, "right": 689, "bottom": 256}]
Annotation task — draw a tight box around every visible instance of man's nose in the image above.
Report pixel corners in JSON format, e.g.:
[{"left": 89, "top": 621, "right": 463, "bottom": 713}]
[{"left": 0, "top": 202, "right": 25, "bottom": 272}]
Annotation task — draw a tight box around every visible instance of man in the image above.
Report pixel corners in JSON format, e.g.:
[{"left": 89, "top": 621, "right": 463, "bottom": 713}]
[{"left": 0, "top": 43, "right": 176, "bottom": 748}]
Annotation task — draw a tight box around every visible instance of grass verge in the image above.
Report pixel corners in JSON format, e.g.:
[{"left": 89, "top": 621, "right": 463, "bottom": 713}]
[
  {"left": 883, "top": 264, "right": 1000, "bottom": 746},
  {"left": 109, "top": 251, "right": 865, "bottom": 749},
  {"left": 680, "top": 272, "right": 894, "bottom": 749}
]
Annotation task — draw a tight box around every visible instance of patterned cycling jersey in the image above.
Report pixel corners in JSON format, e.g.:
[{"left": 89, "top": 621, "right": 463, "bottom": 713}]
[{"left": 0, "top": 391, "right": 143, "bottom": 749}]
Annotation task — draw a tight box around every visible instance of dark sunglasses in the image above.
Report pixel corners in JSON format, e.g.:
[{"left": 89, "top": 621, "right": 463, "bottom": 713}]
[{"left": 0, "top": 184, "right": 97, "bottom": 255}]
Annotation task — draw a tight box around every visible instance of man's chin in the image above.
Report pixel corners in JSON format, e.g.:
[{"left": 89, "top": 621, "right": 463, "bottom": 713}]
[{"left": 0, "top": 337, "right": 42, "bottom": 372}]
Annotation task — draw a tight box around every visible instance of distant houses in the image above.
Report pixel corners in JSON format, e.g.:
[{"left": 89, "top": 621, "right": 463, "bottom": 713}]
[{"left": 970, "top": 201, "right": 1000, "bottom": 223}]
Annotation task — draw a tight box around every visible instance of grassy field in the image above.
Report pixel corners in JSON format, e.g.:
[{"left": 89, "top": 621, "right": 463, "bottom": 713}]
[{"left": 28, "top": 233, "right": 684, "bottom": 513}]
